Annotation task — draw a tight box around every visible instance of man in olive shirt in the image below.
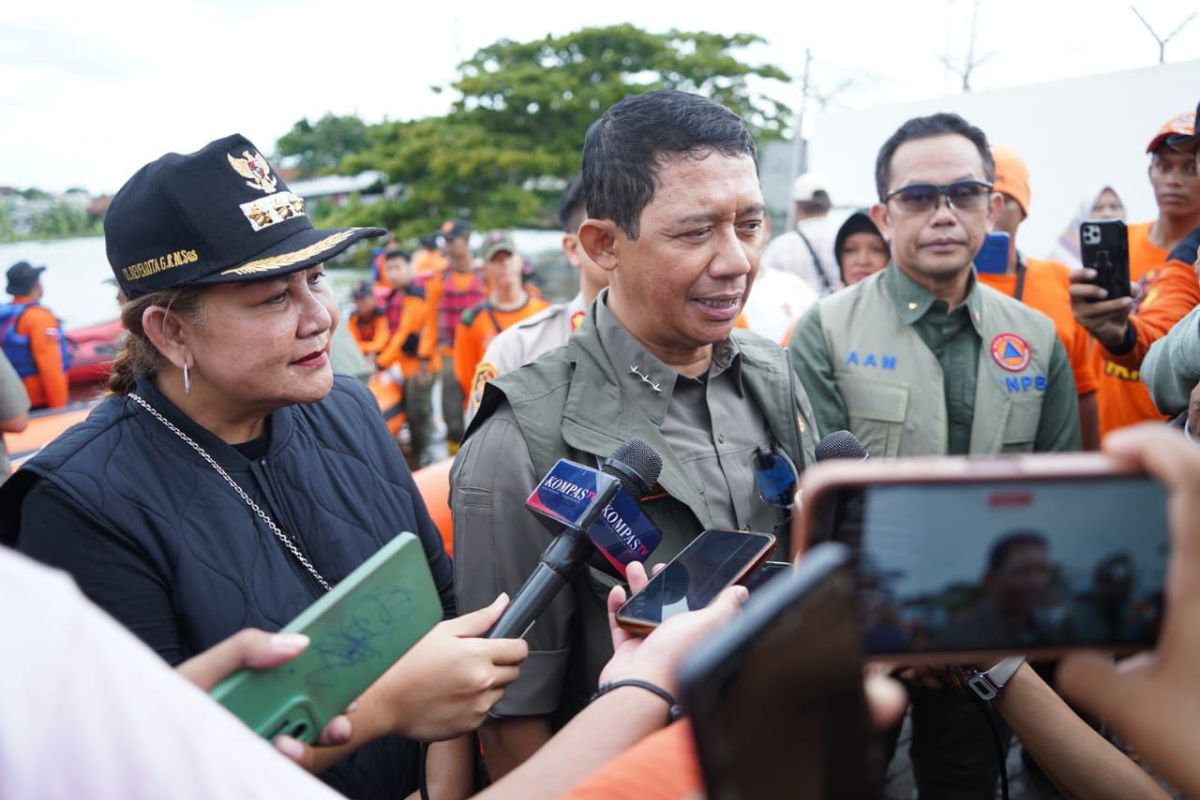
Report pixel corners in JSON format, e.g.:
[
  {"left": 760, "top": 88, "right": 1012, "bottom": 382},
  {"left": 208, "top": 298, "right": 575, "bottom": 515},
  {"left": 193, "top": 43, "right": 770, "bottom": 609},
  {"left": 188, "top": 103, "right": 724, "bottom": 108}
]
[
  {"left": 789, "top": 115, "right": 1079, "bottom": 457},
  {"left": 452, "top": 90, "right": 817, "bottom": 779},
  {"left": 788, "top": 113, "right": 1078, "bottom": 799}
]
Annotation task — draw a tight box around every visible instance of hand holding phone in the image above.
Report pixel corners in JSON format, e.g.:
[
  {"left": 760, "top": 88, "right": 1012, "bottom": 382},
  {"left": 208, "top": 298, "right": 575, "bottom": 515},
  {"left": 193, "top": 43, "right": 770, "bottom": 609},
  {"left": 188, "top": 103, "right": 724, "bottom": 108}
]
[
  {"left": 616, "top": 529, "right": 775, "bottom": 633},
  {"left": 798, "top": 454, "right": 1169, "bottom": 663},
  {"left": 1080, "top": 220, "right": 1131, "bottom": 301}
]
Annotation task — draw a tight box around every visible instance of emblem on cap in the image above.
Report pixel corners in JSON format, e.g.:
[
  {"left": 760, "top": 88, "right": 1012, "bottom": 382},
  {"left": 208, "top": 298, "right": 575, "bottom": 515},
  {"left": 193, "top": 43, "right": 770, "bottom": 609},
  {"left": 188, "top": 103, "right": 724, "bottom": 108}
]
[
  {"left": 991, "top": 333, "right": 1031, "bottom": 372},
  {"left": 227, "top": 149, "right": 278, "bottom": 194}
]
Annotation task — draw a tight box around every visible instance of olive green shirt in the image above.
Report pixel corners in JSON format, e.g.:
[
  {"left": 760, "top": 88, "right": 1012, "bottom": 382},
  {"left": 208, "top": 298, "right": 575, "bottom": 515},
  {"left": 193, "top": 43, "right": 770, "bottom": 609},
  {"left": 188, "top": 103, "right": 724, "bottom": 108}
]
[
  {"left": 451, "top": 292, "right": 788, "bottom": 720},
  {"left": 594, "top": 297, "right": 781, "bottom": 534},
  {"left": 789, "top": 264, "right": 1080, "bottom": 454}
]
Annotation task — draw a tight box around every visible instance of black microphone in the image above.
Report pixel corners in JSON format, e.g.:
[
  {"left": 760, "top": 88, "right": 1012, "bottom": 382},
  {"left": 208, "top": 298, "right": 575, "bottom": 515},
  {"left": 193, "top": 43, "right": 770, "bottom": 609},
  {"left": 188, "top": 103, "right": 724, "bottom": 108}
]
[
  {"left": 815, "top": 430, "right": 869, "bottom": 462},
  {"left": 488, "top": 440, "right": 663, "bottom": 639}
]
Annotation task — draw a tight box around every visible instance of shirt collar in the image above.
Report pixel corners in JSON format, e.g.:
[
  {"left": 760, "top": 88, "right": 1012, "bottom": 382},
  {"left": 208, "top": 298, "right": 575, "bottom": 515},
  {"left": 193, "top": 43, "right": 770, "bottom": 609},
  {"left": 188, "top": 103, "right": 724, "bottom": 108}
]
[
  {"left": 593, "top": 289, "right": 744, "bottom": 425},
  {"left": 883, "top": 262, "right": 984, "bottom": 332}
]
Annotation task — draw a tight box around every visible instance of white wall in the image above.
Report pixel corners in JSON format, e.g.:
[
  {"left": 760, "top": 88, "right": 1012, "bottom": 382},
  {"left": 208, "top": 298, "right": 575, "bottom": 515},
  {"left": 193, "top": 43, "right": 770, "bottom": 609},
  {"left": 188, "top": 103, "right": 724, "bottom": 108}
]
[{"left": 808, "top": 60, "right": 1200, "bottom": 259}]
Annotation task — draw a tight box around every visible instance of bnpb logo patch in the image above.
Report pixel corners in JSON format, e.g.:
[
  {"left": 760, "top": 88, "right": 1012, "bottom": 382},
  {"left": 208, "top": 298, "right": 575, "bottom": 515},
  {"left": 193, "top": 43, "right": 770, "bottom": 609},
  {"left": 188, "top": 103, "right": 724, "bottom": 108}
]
[{"left": 990, "top": 333, "right": 1031, "bottom": 372}]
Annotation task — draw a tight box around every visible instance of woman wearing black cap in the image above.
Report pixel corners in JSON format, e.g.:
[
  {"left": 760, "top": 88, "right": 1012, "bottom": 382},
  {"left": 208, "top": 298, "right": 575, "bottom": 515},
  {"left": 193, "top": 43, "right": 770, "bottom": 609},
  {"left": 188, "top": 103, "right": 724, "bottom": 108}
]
[{"left": 0, "top": 135, "right": 525, "bottom": 800}]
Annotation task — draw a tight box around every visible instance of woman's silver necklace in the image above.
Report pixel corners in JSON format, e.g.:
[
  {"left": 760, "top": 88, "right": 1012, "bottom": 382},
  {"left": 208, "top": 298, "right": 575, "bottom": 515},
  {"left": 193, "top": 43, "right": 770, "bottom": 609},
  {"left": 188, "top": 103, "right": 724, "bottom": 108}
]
[{"left": 128, "top": 393, "right": 333, "bottom": 592}]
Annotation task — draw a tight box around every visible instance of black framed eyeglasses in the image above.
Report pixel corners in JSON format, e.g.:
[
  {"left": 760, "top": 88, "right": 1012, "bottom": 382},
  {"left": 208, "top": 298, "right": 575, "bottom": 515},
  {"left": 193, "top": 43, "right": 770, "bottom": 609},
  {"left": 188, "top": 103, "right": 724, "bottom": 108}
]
[
  {"left": 884, "top": 180, "right": 994, "bottom": 214},
  {"left": 754, "top": 445, "right": 800, "bottom": 508}
]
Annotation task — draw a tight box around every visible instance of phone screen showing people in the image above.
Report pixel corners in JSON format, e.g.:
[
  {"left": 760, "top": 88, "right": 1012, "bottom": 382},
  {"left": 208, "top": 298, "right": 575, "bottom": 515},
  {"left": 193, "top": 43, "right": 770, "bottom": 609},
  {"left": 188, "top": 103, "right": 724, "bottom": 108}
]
[{"left": 849, "top": 477, "right": 1167, "bottom": 656}]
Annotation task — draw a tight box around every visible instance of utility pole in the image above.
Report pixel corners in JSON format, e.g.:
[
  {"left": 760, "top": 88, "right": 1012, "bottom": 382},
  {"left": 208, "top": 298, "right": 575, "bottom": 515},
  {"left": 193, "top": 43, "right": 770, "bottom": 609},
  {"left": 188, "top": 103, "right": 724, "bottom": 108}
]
[
  {"left": 788, "top": 48, "right": 813, "bottom": 229},
  {"left": 935, "top": 0, "right": 993, "bottom": 92},
  {"left": 1131, "top": 5, "right": 1197, "bottom": 64}
]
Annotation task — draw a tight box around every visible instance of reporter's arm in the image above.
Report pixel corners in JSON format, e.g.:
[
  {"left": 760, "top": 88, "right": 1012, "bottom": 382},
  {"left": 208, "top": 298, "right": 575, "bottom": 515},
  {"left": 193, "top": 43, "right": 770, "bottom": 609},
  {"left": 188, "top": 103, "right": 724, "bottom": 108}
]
[
  {"left": 476, "top": 687, "right": 670, "bottom": 800},
  {"left": 422, "top": 735, "right": 475, "bottom": 800},
  {"left": 1058, "top": 424, "right": 1200, "bottom": 796},
  {"left": 996, "top": 663, "right": 1168, "bottom": 800},
  {"left": 278, "top": 595, "right": 528, "bottom": 774},
  {"left": 479, "top": 568, "right": 748, "bottom": 800},
  {"left": 451, "top": 406, "right": 577, "bottom": 776}
]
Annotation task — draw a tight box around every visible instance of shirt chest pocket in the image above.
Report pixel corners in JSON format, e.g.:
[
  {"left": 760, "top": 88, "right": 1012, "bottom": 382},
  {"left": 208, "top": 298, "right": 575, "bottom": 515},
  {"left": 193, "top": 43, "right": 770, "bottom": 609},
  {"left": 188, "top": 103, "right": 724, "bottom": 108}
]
[{"left": 837, "top": 374, "right": 908, "bottom": 458}]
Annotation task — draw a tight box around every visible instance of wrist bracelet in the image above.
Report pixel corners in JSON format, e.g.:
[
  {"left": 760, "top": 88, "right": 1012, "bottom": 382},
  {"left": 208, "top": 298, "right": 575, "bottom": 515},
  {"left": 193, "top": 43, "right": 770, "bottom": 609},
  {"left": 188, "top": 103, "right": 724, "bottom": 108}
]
[{"left": 591, "top": 679, "right": 684, "bottom": 722}]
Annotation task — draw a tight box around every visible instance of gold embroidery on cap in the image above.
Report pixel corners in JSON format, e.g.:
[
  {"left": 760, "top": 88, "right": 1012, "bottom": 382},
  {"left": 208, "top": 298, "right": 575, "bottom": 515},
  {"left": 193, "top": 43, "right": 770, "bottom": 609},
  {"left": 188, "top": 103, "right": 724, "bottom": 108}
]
[
  {"left": 121, "top": 249, "right": 200, "bottom": 282},
  {"left": 227, "top": 150, "right": 278, "bottom": 194},
  {"left": 239, "top": 191, "right": 307, "bottom": 232},
  {"left": 220, "top": 230, "right": 360, "bottom": 276}
]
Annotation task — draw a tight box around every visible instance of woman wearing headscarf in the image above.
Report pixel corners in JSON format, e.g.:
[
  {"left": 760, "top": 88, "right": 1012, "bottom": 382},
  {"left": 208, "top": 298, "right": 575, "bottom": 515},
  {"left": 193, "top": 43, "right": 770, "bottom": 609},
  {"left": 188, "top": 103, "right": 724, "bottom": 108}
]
[
  {"left": 0, "top": 135, "right": 527, "bottom": 800},
  {"left": 833, "top": 210, "right": 890, "bottom": 286},
  {"left": 1051, "top": 185, "right": 1128, "bottom": 268}
]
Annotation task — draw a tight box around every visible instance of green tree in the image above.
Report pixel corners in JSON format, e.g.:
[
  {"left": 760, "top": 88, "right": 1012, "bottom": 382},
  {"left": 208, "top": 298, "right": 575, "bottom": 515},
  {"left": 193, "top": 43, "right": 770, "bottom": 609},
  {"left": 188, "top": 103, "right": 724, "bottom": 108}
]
[
  {"left": 27, "top": 201, "right": 101, "bottom": 240},
  {"left": 312, "top": 25, "right": 790, "bottom": 241},
  {"left": 276, "top": 113, "right": 372, "bottom": 177}
]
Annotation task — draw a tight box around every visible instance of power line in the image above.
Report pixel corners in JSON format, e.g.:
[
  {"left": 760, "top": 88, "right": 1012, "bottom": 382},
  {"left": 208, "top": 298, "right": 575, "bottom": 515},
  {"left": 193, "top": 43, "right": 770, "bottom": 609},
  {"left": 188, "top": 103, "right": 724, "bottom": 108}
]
[{"left": 1131, "top": 5, "right": 1198, "bottom": 64}]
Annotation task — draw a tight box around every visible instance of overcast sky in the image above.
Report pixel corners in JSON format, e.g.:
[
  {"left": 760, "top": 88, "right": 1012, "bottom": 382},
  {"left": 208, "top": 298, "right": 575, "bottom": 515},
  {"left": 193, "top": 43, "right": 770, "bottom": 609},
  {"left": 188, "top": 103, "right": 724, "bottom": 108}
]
[{"left": 3, "top": 0, "right": 1198, "bottom": 194}]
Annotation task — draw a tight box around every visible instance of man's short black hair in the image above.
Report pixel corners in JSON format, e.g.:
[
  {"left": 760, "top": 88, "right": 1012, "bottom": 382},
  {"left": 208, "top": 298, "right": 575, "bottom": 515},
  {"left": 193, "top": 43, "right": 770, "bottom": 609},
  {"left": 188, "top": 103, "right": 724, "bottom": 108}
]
[
  {"left": 558, "top": 175, "right": 587, "bottom": 234},
  {"left": 874, "top": 113, "right": 994, "bottom": 201},
  {"left": 582, "top": 89, "right": 757, "bottom": 239},
  {"left": 987, "top": 530, "right": 1048, "bottom": 574},
  {"left": 384, "top": 248, "right": 412, "bottom": 261}
]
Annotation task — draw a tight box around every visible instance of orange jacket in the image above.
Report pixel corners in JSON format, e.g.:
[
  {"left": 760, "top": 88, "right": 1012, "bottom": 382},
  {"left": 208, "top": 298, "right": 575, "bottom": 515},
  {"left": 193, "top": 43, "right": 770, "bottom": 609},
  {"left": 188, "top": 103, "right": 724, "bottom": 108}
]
[
  {"left": 11, "top": 296, "right": 68, "bottom": 409},
  {"left": 348, "top": 311, "right": 390, "bottom": 357},
  {"left": 1105, "top": 245, "right": 1200, "bottom": 370},
  {"left": 1092, "top": 221, "right": 1172, "bottom": 434},
  {"left": 452, "top": 296, "right": 550, "bottom": 405},
  {"left": 376, "top": 288, "right": 437, "bottom": 377},
  {"left": 979, "top": 258, "right": 1098, "bottom": 396}
]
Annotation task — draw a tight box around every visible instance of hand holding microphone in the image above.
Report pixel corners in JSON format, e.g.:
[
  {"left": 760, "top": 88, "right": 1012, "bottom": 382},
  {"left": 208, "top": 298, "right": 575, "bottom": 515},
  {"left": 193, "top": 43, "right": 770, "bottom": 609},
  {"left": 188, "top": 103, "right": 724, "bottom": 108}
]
[{"left": 487, "top": 439, "right": 664, "bottom": 640}]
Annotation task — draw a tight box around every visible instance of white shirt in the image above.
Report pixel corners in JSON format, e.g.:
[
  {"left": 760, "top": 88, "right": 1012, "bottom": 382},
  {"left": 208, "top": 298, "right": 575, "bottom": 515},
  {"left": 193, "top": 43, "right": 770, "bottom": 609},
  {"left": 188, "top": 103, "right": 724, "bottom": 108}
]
[
  {"left": 742, "top": 267, "right": 819, "bottom": 345},
  {"left": 0, "top": 548, "right": 337, "bottom": 800},
  {"left": 760, "top": 215, "right": 843, "bottom": 296}
]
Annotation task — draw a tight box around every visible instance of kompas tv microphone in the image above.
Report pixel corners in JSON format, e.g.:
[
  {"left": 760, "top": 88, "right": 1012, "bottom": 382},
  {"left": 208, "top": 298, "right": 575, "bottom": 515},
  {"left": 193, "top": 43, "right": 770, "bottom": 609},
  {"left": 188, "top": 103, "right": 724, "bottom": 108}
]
[{"left": 487, "top": 439, "right": 663, "bottom": 639}]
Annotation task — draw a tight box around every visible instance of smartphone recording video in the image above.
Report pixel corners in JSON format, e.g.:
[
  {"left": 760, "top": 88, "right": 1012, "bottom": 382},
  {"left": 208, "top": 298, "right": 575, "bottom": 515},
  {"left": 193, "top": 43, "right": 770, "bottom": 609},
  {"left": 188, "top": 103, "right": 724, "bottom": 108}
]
[{"left": 800, "top": 457, "right": 1168, "bottom": 661}]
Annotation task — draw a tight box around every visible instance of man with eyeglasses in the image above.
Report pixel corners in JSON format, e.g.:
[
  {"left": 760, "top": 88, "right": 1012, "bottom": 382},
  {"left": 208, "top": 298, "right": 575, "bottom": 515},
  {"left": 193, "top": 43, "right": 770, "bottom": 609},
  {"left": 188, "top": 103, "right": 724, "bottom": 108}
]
[
  {"left": 1070, "top": 110, "right": 1200, "bottom": 435},
  {"left": 788, "top": 112, "right": 1079, "bottom": 799}
]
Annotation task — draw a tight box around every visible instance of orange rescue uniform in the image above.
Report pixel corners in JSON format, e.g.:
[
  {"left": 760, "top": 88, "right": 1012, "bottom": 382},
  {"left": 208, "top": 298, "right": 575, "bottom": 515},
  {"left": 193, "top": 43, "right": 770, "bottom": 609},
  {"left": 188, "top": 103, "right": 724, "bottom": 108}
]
[
  {"left": 452, "top": 296, "right": 550, "bottom": 405},
  {"left": 1104, "top": 250, "right": 1200, "bottom": 371},
  {"left": 420, "top": 269, "right": 486, "bottom": 360},
  {"left": 348, "top": 311, "right": 390, "bottom": 357},
  {"left": 1092, "top": 221, "right": 1170, "bottom": 434},
  {"left": 978, "top": 258, "right": 1097, "bottom": 397},
  {"left": 376, "top": 287, "right": 437, "bottom": 377},
  {"left": 10, "top": 296, "right": 68, "bottom": 409}
]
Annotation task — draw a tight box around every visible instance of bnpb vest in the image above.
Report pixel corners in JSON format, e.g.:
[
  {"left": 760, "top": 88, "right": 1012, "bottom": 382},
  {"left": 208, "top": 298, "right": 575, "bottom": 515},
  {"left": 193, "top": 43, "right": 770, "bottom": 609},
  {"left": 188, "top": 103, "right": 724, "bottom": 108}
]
[{"left": 818, "top": 271, "right": 1058, "bottom": 456}]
